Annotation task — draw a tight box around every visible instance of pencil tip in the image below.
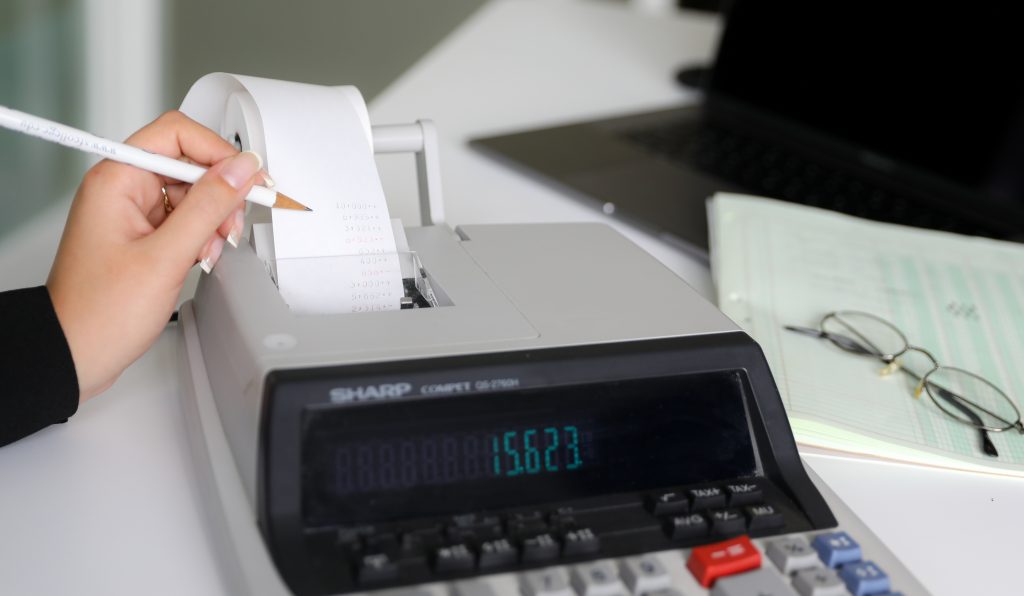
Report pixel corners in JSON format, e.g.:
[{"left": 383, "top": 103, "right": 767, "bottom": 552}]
[{"left": 272, "top": 192, "right": 313, "bottom": 212}]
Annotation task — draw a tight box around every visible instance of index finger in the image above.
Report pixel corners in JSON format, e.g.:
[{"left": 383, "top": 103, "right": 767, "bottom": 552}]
[{"left": 125, "top": 110, "right": 238, "bottom": 171}]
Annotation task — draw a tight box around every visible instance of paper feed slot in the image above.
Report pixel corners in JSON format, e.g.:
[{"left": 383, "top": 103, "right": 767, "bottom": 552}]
[
  {"left": 250, "top": 222, "right": 445, "bottom": 311},
  {"left": 244, "top": 119, "right": 447, "bottom": 314}
]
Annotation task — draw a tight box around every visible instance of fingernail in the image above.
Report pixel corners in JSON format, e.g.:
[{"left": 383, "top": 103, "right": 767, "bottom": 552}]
[
  {"left": 260, "top": 169, "right": 276, "bottom": 188},
  {"left": 227, "top": 209, "right": 245, "bottom": 248},
  {"left": 199, "top": 236, "right": 225, "bottom": 274},
  {"left": 220, "top": 151, "right": 262, "bottom": 190}
]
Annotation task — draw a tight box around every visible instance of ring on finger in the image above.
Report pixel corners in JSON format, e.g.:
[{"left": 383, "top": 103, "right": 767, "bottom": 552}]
[{"left": 161, "top": 186, "right": 173, "bottom": 214}]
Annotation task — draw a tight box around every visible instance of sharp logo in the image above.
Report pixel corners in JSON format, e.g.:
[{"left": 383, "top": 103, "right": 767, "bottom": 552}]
[{"left": 329, "top": 382, "right": 413, "bottom": 403}]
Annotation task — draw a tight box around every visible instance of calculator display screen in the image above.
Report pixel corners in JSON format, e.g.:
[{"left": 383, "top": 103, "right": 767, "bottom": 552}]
[{"left": 301, "top": 370, "right": 757, "bottom": 527}]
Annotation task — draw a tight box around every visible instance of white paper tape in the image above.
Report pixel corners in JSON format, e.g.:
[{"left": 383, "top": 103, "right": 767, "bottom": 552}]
[{"left": 180, "top": 73, "right": 404, "bottom": 314}]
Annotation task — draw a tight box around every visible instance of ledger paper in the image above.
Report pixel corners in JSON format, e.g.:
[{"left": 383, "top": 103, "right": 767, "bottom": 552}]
[{"left": 711, "top": 193, "right": 1024, "bottom": 476}]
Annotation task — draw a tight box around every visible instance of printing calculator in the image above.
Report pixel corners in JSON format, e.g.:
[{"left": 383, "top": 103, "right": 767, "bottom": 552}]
[
  {"left": 179, "top": 238, "right": 929, "bottom": 596},
  {"left": 173, "top": 113, "right": 927, "bottom": 595}
]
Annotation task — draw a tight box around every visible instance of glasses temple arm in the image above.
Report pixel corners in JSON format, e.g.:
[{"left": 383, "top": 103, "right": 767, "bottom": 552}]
[{"left": 783, "top": 325, "right": 878, "bottom": 356}]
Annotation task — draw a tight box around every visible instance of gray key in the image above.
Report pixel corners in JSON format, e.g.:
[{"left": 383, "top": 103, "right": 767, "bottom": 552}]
[
  {"left": 619, "top": 555, "right": 671, "bottom": 595},
  {"left": 766, "top": 537, "right": 821, "bottom": 575},
  {"left": 378, "top": 590, "right": 433, "bottom": 596},
  {"left": 571, "top": 560, "right": 628, "bottom": 596},
  {"left": 521, "top": 568, "right": 575, "bottom": 596},
  {"left": 792, "top": 567, "right": 847, "bottom": 596},
  {"left": 710, "top": 568, "right": 798, "bottom": 596},
  {"left": 643, "top": 590, "right": 683, "bottom": 596},
  {"left": 452, "top": 580, "right": 498, "bottom": 596}
]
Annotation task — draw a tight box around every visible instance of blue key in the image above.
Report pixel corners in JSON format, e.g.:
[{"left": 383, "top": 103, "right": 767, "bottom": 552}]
[
  {"left": 838, "top": 561, "right": 891, "bottom": 596},
  {"left": 811, "top": 531, "right": 862, "bottom": 568}
]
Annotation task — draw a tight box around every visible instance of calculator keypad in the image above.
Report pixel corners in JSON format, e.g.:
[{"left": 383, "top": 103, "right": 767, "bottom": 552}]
[
  {"left": 366, "top": 527, "right": 904, "bottom": 596},
  {"left": 311, "top": 477, "right": 907, "bottom": 595}
]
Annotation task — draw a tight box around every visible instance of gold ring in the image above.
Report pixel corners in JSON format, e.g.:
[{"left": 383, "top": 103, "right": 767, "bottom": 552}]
[{"left": 162, "top": 186, "right": 173, "bottom": 214}]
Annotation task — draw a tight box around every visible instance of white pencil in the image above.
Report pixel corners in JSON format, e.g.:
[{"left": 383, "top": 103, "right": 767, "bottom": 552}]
[{"left": 0, "top": 104, "right": 310, "bottom": 211}]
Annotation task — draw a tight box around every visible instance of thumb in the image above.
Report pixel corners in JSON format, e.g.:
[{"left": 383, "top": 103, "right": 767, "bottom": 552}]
[{"left": 151, "top": 151, "right": 262, "bottom": 264}]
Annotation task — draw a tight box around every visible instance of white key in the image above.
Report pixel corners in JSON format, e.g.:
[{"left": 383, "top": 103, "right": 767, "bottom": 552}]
[
  {"left": 619, "top": 555, "right": 672, "bottom": 595},
  {"left": 453, "top": 580, "right": 499, "bottom": 596},
  {"left": 521, "top": 568, "right": 575, "bottom": 596},
  {"left": 765, "top": 537, "right": 821, "bottom": 576},
  {"left": 571, "top": 561, "right": 628, "bottom": 596}
]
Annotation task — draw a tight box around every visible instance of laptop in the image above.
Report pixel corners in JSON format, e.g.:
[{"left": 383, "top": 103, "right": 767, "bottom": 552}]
[{"left": 470, "top": 1, "right": 1024, "bottom": 258}]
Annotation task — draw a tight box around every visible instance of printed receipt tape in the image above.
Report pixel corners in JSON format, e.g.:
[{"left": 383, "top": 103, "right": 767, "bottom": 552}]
[{"left": 180, "top": 73, "right": 404, "bottom": 314}]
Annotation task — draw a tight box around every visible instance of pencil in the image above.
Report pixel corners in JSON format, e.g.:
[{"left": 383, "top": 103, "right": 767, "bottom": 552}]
[{"left": 0, "top": 104, "right": 311, "bottom": 212}]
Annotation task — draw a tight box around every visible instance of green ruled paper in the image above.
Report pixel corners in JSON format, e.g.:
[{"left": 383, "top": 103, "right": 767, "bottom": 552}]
[{"left": 711, "top": 193, "right": 1024, "bottom": 476}]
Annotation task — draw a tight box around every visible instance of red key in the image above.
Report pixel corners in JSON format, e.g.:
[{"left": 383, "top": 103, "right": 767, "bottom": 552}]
[{"left": 686, "top": 535, "right": 761, "bottom": 587}]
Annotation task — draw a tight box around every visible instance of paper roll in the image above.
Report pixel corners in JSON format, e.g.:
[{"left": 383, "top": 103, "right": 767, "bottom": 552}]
[{"left": 180, "top": 73, "right": 404, "bottom": 314}]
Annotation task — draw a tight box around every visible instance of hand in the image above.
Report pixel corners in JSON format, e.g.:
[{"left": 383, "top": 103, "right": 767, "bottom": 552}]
[{"left": 46, "top": 110, "right": 265, "bottom": 400}]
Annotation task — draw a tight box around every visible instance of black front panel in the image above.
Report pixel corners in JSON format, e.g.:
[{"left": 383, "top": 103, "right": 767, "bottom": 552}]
[
  {"left": 302, "top": 371, "right": 756, "bottom": 528},
  {"left": 260, "top": 334, "right": 835, "bottom": 595}
]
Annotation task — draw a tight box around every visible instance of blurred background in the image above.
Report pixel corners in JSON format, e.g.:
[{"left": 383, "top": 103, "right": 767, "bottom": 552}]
[
  {"left": 0, "top": 0, "right": 707, "bottom": 289},
  {"left": 0, "top": 0, "right": 489, "bottom": 281}
]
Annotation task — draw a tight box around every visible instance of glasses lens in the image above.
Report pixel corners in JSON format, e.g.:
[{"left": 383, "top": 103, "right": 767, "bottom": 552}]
[
  {"left": 822, "top": 311, "right": 908, "bottom": 359},
  {"left": 924, "top": 367, "right": 1020, "bottom": 431}
]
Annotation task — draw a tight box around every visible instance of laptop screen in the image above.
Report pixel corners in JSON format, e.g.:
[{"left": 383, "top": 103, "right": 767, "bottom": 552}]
[{"left": 709, "top": 1, "right": 1024, "bottom": 207}]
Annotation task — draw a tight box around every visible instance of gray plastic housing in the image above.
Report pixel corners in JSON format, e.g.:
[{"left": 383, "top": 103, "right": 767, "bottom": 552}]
[
  {"left": 177, "top": 222, "right": 928, "bottom": 595},
  {"left": 188, "top": 221, "right": 741, "bottom": 506}
]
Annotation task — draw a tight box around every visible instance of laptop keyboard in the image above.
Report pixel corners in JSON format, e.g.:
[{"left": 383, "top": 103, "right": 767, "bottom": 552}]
[{"left": 624, "top": 119, "right": 995, "bottom": 237}]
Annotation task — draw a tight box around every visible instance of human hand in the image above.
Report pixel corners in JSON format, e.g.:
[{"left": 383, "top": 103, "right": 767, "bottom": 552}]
[{"left": 46, "top": 110, "right": 266, "bottom": 400}]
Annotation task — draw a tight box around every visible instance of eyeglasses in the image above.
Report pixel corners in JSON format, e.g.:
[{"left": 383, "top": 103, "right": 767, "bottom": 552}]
[{"left": 786, "top": 310, "right": 1023, "bottom": 458}]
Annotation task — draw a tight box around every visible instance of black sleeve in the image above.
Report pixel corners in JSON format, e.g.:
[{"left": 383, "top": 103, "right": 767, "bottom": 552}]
[{"left": 0, "top": 286, "right": 80, "bottom": 447}]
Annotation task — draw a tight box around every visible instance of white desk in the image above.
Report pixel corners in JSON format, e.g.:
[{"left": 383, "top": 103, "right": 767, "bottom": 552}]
[{"left": 1, "top": 1, "right": 1020, "bottom": 594}]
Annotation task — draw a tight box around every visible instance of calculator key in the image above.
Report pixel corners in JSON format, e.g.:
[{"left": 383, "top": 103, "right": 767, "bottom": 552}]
[
  {"left": 838, "top": 561, "right": 891, "bottom": 596},
  {"left": 689, "top": 487, "right": 728, "bottom": 510},
  {"left": 378, "top": 588, "right": 433, "bottom": 596},
  {"left": 452, "top": 513, "right": 502, "bottom": 528},
  {"left": 745, "top": 504, "right": 785, "bottom": 532},
  {"left": 521, "top": 568, "right": 574, "bottom": 596},
  {"left": 725, "top": 482, "right": 763, "bottom": 507},
  {"left": 792, "top": 567, "right": 847, "bottom": 596},
  {"left": 666, "top": 513, "right": 708, "bottom": 541},
  {"left": 452, "top": 580, "right": 498, "bottom": 596},
  {"left": 400, "top": 532, "right": 440, "bottom": 560},
  {"left": 571, "top": 560, "right": 629, "bottom": 596},
  {"left": 435, "top": 543, "right": 476, "bottom": 573},
  {"left": 509, "top": 511, "right": 549, "bottom": 538},
  {"left": 338, "top": 524, "right": 376, "bottom": 543},
  {"left": 710, "top": 568, "right": 798, "bottom": 596},
  {"left": 686, "top": 535, "right": 762, "bottom": 587},
  {"left": 357, "top": 552, "right": 399, "bottom": 585},
  {"left": 365, "top": 533, "right": 400, "bottom": 555},
  {"left": 708, "top": 509, "right": 746, "bottom": 536},
  {"left": 522, "top": 533, "right": 561, "bottom": 563},
  {"left": 644, "top": 590, "right": 683, "bottom": 596},
  {"left": 811, "top": 532, "right": 862, "bottom": 568},
  {"left": 405, "top": 525, "right": 444, "bottom": 544},
  {"left": 549, "top": 512, "right": 579, "bottom": 533},
  {"left": 448, "top": 524, "right": 504, "bottom": 544},
  {"left": 765, "top": 536, "right": 820, "bottom": 575},
  {"left": 479, "top": 538, "right": 518, "bottom": 570},
  {"left": 646, "top": 492, "right": 690, "bottom": 516},
  {"left": 563, "top": 528, "right": 601, "bottom": 556},
  {"left": 619, "top": 555, "right": 671, "bottom": 595},
  {"left": 511, "top": 521, "right": 550, "bottom": 540}
]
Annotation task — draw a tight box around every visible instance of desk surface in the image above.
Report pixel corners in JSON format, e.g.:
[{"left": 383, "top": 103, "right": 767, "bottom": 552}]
[{"left": 1, "top": 1, "right": 1020, "bottom": 594}]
